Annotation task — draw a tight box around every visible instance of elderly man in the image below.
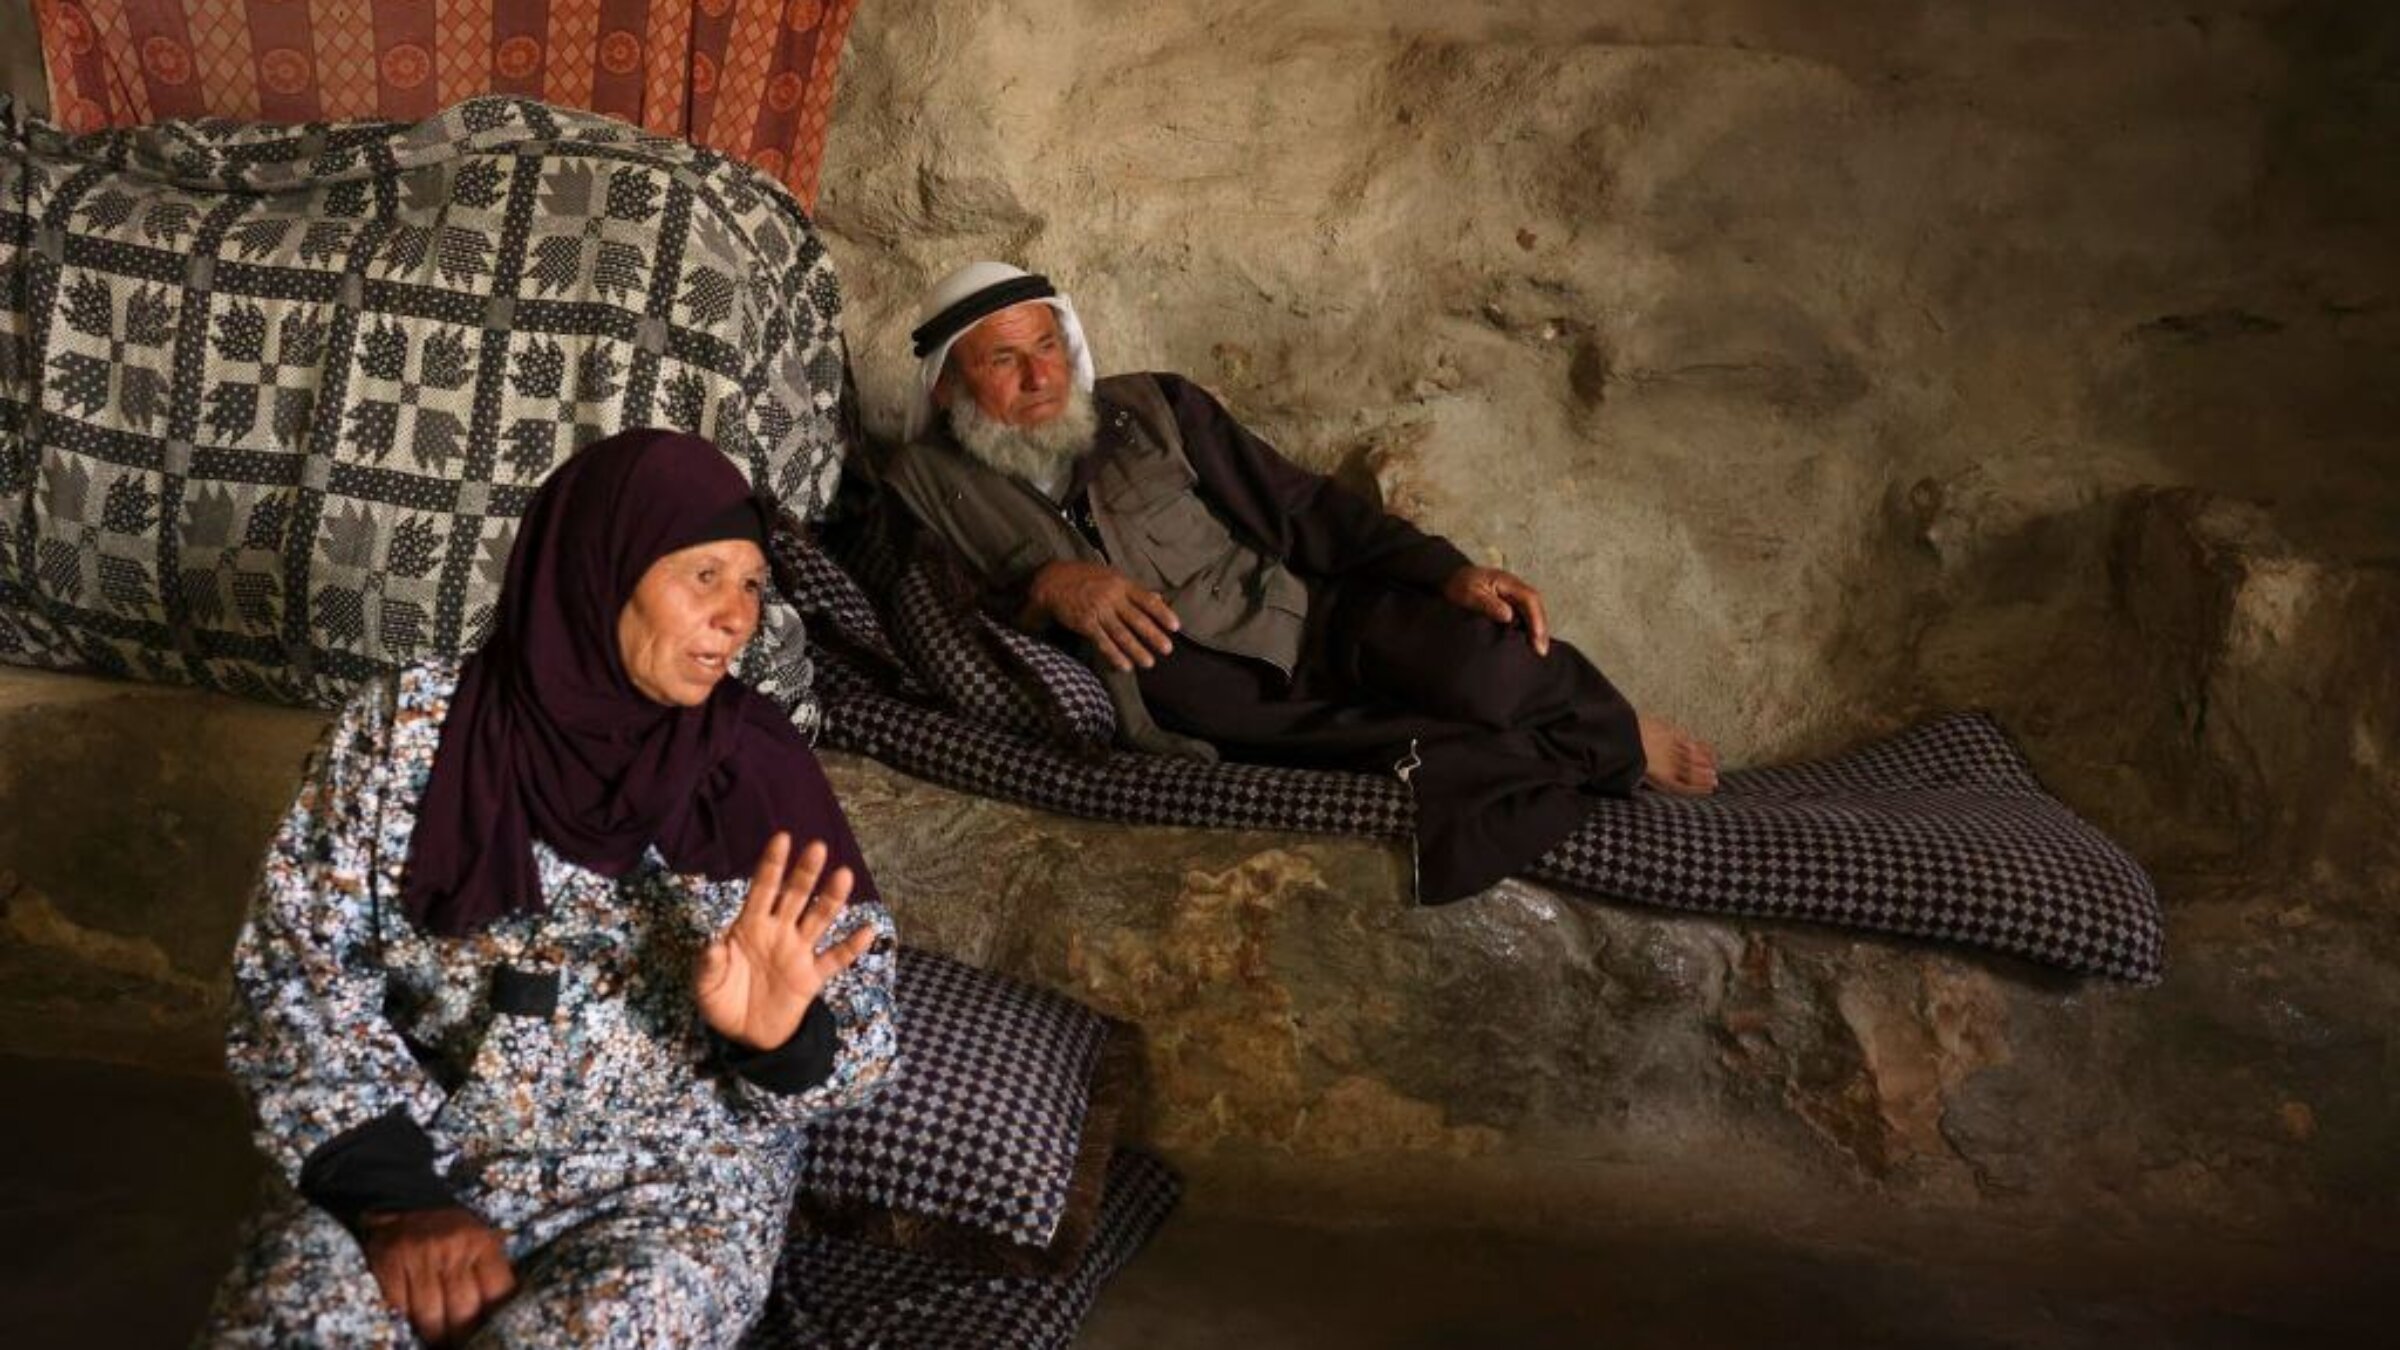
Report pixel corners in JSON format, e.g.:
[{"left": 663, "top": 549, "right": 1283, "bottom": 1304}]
[{"left": 881, "top": 262, "right": 1717, "bottom": 901}]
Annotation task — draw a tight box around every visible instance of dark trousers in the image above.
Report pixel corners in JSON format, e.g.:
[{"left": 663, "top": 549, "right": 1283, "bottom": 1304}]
[{"left": 1137, "top": 580, "right": 1645, "bottom": 901}]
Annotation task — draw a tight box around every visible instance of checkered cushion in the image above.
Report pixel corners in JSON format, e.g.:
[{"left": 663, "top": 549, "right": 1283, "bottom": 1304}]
[
  {"left": 792, "top": 948, "right": 1138, "bottom": 1274},
  {"left": 816, "top": 673, "right": 2162, "bottom": 981},
  {"left": 828, "top": 683, "right": 1414, "bottom": 837},
  {"left": 883, "top": 553, "right": 1114, "bottom": 745},
  {"left": 748, "top": 1148, "right": 1181, "bottom": 1350},
  {"left": 766, "top": 510, "right": 921, "bottom": 707},
  {"left": 767, "top": 511, "right": 1111, "bottom": 746},
  {"left": 0, "top": 95, "right": 846, "bottom": 709},
  {"left": 984, "top": 617, "right": 1116, "bottom": 740},
  {"left": 1524, "top": 714, "right": 2165, "bottom": 980}
]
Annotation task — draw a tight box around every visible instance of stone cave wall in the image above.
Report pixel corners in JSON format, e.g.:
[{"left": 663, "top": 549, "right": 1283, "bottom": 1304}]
[
  {"left": 0, "top": 0, "right": 2391, "bottom": 1280},
  {"left": 0, "top": 2, "right": 45, "bottom": 115},
  {"left": 819, "top": 0, "right": 2398, "bottom": 896},
  {"left": 793, "top": 0, "right": 2399, "bottom": 1254}
]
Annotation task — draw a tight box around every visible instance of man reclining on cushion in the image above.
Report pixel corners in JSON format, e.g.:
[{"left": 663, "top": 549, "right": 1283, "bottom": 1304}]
[{"left": 880, "top": 261, "right": 1719, "bottom": 902}]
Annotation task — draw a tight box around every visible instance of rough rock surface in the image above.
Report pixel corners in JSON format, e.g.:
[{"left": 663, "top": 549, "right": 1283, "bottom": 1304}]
[
  {"left": 812, "top": 0, "right": 2400, "bottom": 1250},
  {"left": 3, "top": 488, "right": 2392, "bottom": 1263},
  {"left": 822, "top": 0, "right": 2398, "bottom": 790},
  {"left": 5, "top": 675, "right": 2394, "bottom": 1255},
  {"left": 0, "top": 0, "right": 2394, "bottom": 1327},
  {"left": 0, "top": 4, "right": 42, "bottom": 118}
]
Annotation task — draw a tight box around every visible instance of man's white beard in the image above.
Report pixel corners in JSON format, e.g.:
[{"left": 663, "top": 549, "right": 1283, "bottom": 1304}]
[{"left": 947, "top": 384, "right": 1099, "bottom": 486}]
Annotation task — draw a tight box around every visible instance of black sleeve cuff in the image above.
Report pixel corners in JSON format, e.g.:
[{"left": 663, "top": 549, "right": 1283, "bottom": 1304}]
[
  {"left": 297, "top": 1108, "right": 457, "bottom": 1231},
  {"left": 713, "top": 1000, "right": 839, "bottom": 1096}
]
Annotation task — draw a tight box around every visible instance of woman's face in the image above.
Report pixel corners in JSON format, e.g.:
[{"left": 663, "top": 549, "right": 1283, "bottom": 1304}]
[{"left": 617, "top": 538, "right": 769, "bottom": 707}]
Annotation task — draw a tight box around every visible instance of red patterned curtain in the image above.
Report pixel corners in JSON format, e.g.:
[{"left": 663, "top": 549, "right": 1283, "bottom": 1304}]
[{"left": 32, "top": 0, "right": 862, "bottom": 208}]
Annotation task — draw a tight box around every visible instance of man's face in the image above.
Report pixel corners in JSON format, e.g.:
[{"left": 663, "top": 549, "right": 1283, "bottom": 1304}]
[{"left": 940, "top": 301, "right": 1071, "bottom": 428}]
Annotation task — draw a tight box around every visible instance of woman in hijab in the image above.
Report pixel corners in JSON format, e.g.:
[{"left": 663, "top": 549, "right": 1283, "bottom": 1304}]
[{"left": 203, "top": 430, "right": 897, "bottom": 1348}]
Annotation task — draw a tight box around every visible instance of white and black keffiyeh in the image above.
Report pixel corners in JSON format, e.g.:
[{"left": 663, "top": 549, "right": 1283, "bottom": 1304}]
[{"left": 901, "top": 260, "right": 1095, "bottom": 443}]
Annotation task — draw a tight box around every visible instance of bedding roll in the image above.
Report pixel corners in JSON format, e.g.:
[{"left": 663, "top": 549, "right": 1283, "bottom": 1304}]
[{"left": 0, "top": 94, "right": 842, "bottom": 716}]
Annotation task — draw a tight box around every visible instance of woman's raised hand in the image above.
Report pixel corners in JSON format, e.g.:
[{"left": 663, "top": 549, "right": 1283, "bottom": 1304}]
[{"left": 697, "top": 833, "right": 877, "bottom": 1050}]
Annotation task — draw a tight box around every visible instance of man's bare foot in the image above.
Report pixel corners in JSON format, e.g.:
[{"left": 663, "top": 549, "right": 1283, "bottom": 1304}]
[{"left": 1640, "top": 717, "right": 1720, "bottom": 795}]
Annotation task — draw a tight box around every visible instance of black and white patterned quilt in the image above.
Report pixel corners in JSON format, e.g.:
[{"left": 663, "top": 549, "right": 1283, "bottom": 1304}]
[
  {"left": 1, "top": 94, "right": 843, "bottom": 710},
  {"left": 781, "top": 528, "right": 2166, "bottom": 984}
]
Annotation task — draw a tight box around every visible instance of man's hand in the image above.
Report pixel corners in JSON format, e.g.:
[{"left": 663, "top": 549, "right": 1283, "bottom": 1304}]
[
  {"left": 1026, "top": 560, "right": 1181, "bottom": 671},
  {"left": 360, "top": 1206, "right": 515, "bottom": 1345},
  {"left": 1442, "top": 564, "right": 1552, "bottom": 656},
  {"left": 698, "top": 834, "right": 876, "bottom": 1051}
]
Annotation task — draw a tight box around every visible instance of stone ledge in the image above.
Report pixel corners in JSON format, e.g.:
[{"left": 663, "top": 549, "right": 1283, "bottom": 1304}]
[
  {"left": 827, "top": 752, "right": 2396, "bottom": 1247},
  {"left": 3, "top": 485, "right": 2394, "bottom": 1254},
  {"left": 2, "top": 660, "right": 2392, "bottom": 1262}
]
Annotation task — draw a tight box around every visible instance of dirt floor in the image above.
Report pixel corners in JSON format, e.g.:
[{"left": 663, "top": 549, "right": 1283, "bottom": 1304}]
[{"left": 4, "top": 1053, "right": 2388, "bottom": 1350}]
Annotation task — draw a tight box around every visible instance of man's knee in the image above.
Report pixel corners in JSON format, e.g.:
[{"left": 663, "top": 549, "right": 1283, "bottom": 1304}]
[
  {"left": 1447, "top": 645, "right": 1557, "bottom": 726},
  {"left": 1393, "top": 621, "right": 1562, "bottom": 728},
  {"left": 1343, "top": 589, "right": 1537, "bottom": 721}
]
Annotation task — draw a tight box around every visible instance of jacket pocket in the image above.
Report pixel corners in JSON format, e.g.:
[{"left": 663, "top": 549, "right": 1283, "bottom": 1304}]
[
  {"left": 1097, "top": 451, "right": 1197, "bottom": 515},
  {"left": 1136, "top": 495, "right": 1232, "bottom": 588}
]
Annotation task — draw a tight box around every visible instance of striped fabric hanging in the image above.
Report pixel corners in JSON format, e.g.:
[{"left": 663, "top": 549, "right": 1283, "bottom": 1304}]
[{"left": 33, "top": 0, "right": 862, "bottom": 208}]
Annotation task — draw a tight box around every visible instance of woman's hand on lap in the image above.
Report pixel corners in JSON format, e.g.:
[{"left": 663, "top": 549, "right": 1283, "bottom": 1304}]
[
  {"left": 360, "top": 1206, "right": 515, "bottom": 1345},
  {"left": 698, "top": 832, "right": 876, "bottom": 1050}
]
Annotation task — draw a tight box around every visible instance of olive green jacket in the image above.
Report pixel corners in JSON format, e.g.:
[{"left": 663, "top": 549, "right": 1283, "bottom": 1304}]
[{"left": 883, "top": 373, "right": 1316, "bottom": 759}]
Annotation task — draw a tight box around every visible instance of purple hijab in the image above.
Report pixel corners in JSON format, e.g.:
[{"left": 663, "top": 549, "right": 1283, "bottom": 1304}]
[{"left": 402, "top": 429, "right": 876, "bottom": 937}]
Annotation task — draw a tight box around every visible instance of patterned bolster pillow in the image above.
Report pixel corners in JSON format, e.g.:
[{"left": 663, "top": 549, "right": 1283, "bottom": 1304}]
[
  {"left": 0, "top": 96, "right": 847, "bottom": 709},
  {"left": 791, "top": 947, "right": 1142, "bottom": 1277}
]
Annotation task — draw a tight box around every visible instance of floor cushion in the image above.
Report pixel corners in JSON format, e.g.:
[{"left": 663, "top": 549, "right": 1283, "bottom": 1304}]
[
  {"left": 752, "top": 1148, "right": 1181, "bottom": 1350},
  {"left": 793, "top": 947, "right": 1141, "bottom": 1277}
]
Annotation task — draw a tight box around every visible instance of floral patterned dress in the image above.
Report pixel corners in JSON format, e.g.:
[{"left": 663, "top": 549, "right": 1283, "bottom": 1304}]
[{"left": 202, "top": 659, "right": 898, "bottom": 1348}]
